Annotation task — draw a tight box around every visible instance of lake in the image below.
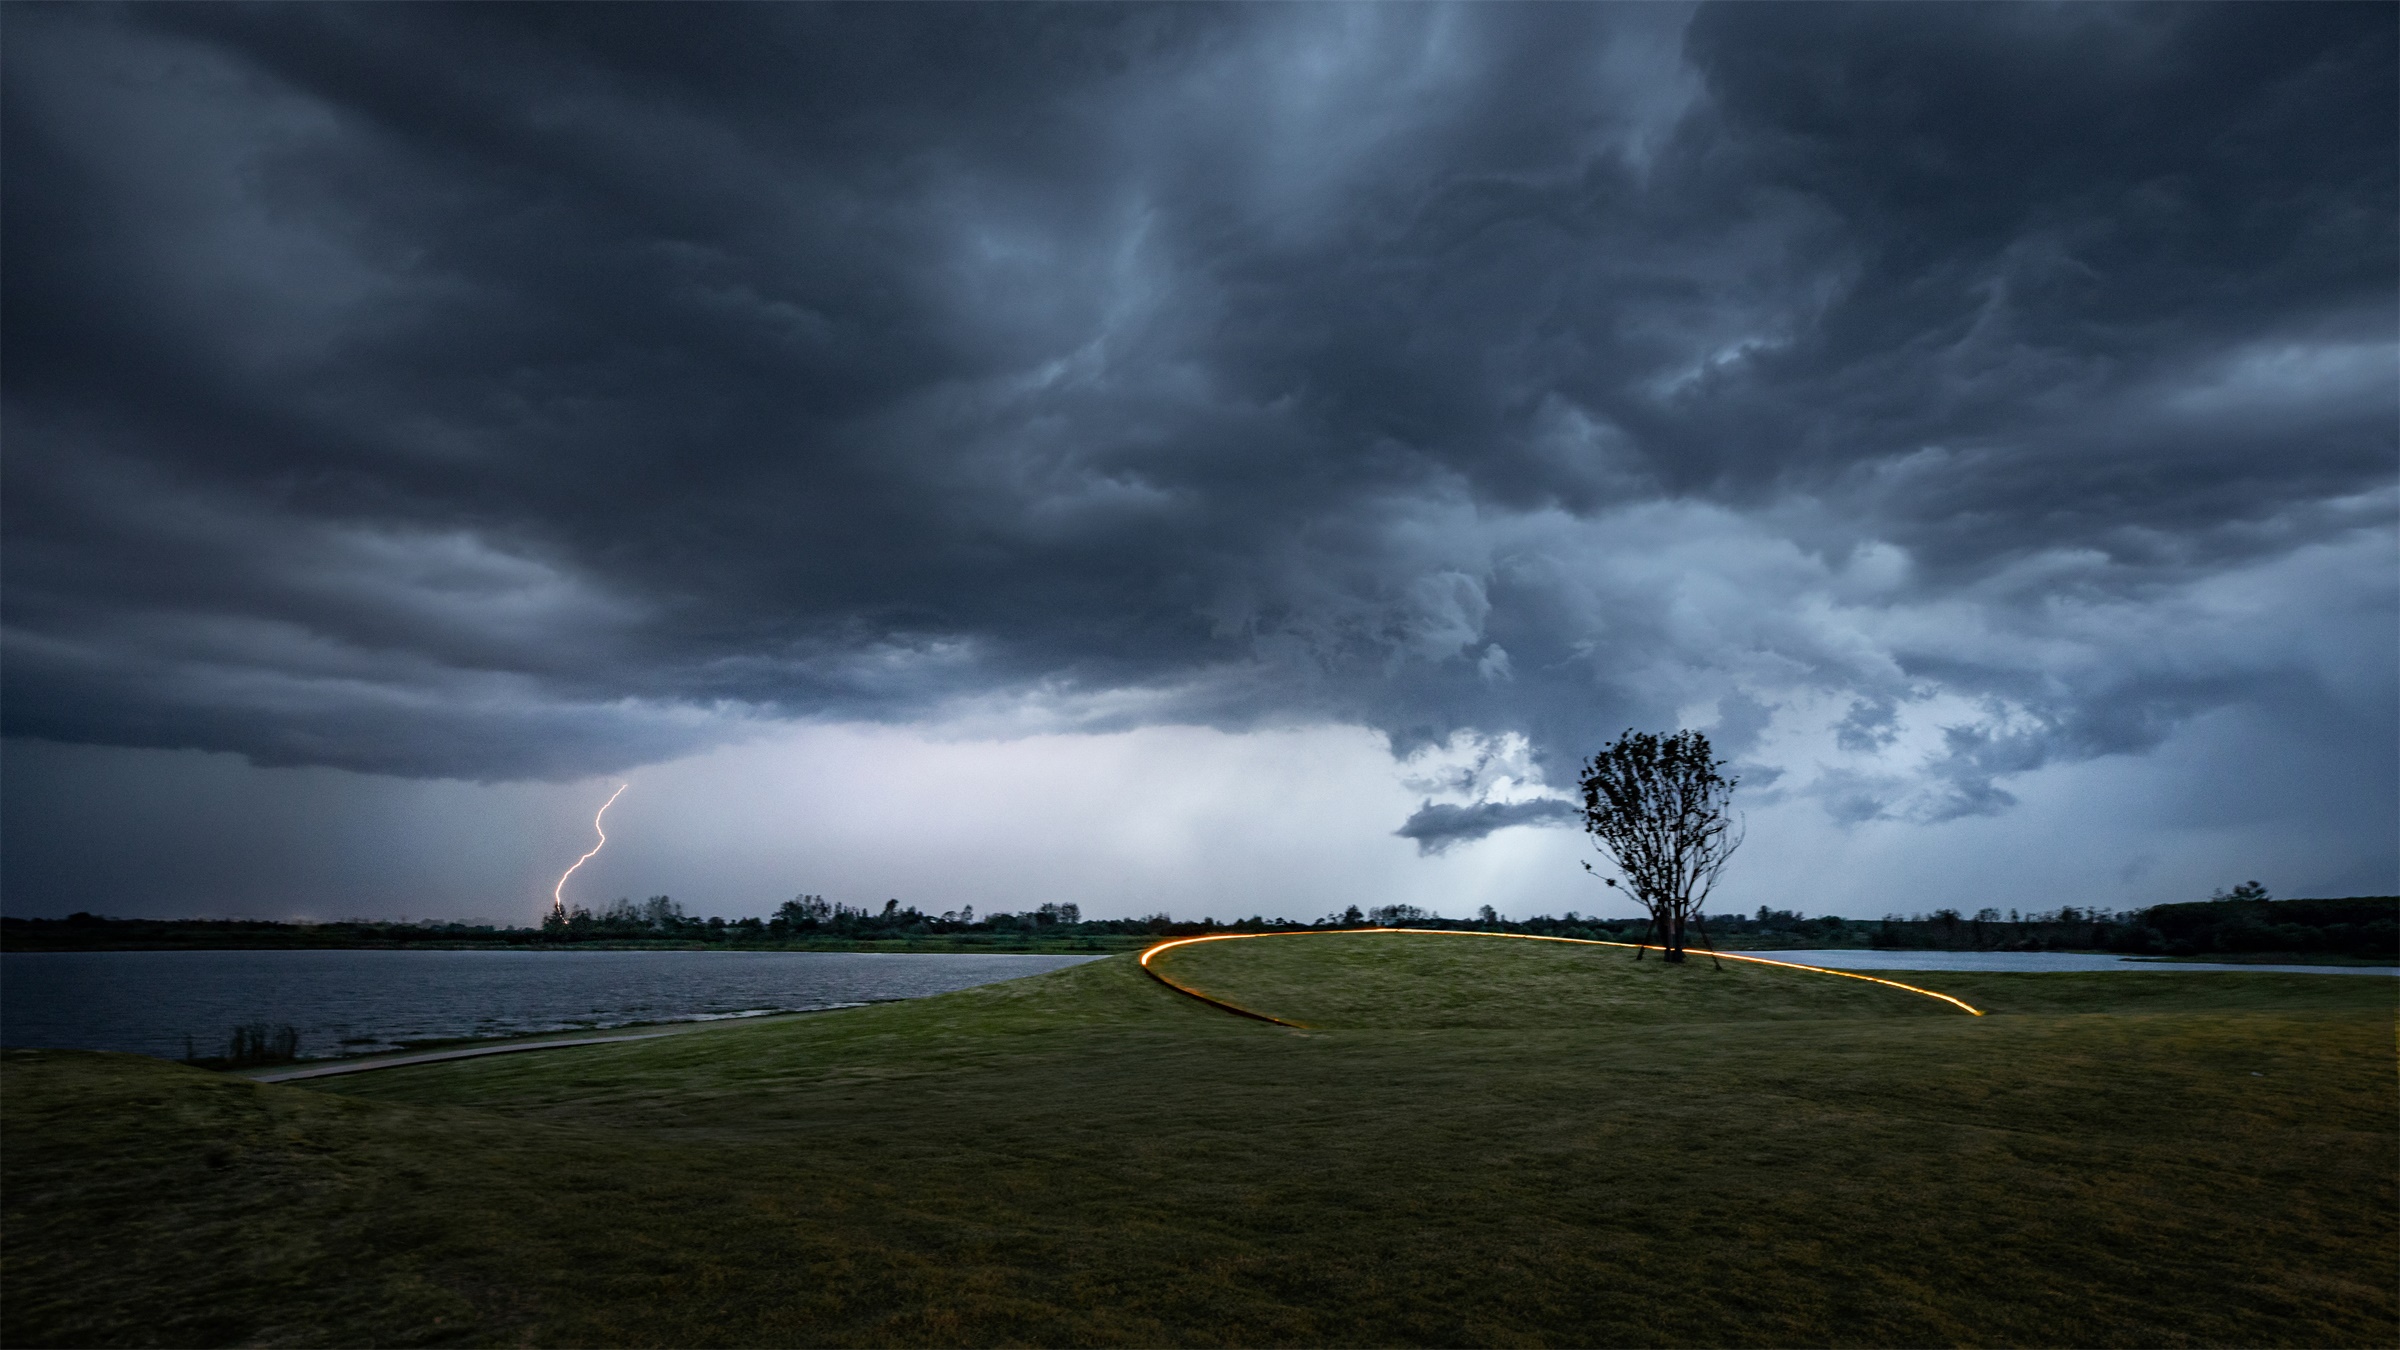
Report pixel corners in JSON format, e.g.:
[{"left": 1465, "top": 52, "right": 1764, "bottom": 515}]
[{"left": 0, "top": 949, "right": 1104, "bottom": 1062}]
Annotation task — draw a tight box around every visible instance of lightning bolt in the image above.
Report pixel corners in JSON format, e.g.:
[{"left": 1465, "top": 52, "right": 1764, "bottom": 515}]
[{"left": 551, "top": 782, "right": 629, "bottom": 920}]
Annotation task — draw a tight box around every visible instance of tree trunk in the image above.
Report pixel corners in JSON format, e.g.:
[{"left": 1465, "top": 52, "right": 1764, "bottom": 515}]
[
  {"left": 1634, "top": 910, "right": 1661, "bottom": 960},
  {"left": 1663, "top": 910, "right": 1686, "bottom": 963}
]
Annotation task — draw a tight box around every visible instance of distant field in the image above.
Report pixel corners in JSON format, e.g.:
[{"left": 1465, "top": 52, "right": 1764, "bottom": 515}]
[{"left": 5, "top": 934, "right": 2392, "bottom": 1347}]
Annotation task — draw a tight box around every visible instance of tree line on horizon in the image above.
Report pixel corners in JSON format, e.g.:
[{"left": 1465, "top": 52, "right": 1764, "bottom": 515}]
[{"left": 4, "top": 889, "right": 2391, "bottom": 958}]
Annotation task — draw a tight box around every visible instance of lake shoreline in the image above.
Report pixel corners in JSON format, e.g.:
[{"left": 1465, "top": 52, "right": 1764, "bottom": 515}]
[
  {"left": 229, "top": 1005, "right": 865, "bottom": 1079},
  {"left": 0, "top": 935, "right": 1148, "bottom": 956},
  {"left": 2, "top": 948, "right": 1107, "bottom": 1063},
  {"left": 9, "top": 932, "right": 2389, "bottom": 964}
]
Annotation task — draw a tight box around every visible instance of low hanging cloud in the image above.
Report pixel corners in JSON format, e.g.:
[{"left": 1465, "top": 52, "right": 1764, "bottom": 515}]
[
  {"left": 1396, "top": 797, "right": 1582, "bottom": 856},
  {"left": 1, "top": 3, "right": 2391, "bottom": 877}
]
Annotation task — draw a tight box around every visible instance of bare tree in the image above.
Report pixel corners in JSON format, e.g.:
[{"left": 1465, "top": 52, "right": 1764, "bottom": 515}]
[{"left": 1578, "top": 728, "right": 1743, "bottom": 965}]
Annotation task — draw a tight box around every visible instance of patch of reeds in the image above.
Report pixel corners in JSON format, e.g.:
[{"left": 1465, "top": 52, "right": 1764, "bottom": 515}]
[{"left": 181, "top": 1023, "right": 301, "bottom": 1068}]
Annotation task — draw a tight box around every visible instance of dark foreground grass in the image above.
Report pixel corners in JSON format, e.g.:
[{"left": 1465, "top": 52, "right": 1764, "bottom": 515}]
[{"left": 5, "top": 935, "right": 2393, "bottom": 1347}]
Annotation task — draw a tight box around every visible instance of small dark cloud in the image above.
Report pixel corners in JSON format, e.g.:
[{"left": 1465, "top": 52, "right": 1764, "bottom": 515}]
[
  {"left": 1396, "top": 798, "right": 1581, "bottom": 855},
  {"left": 1835, "top": 697, "right": 1901, "bottom": 754}
]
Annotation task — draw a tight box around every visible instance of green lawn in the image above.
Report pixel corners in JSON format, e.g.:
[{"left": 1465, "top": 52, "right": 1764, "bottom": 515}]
[{"left": 5, "top": 933, "right": 2393, "bottom": 1347}]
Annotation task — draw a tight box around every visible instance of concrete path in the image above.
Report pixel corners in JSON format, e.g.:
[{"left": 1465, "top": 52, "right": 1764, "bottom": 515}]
[{"left": 247, "top": 1031, "right": 675, "bottom": 1082}]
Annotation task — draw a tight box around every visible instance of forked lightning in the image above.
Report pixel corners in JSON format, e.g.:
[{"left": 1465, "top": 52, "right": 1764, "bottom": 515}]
[{"left": 551, "top": 783, "right": 629, "bottom": 921}]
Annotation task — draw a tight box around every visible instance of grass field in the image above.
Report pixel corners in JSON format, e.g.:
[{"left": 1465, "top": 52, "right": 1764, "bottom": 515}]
[{"left": 5, "top": 933, "right": 2393, "bottom": 1346}]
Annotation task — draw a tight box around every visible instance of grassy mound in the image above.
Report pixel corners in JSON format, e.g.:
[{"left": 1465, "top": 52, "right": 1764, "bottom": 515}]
[
  {"left": 1147, "top": 930, "right": 1974, "bottom": 1025},
  {"left": 5, "top": 944, "right": 2394, "bottom": 1347}
]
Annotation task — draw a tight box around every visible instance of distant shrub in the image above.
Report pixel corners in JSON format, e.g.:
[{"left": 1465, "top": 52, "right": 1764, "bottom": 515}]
[
  {"left": 2145, "top": 896, "right": 2397, "bottom": 959},
  {"left": 2107, "top": 925, "right": 2166, "bottom": 955},
  {"left": 225, "top": 1023, "right": 301, "bottom": 1066}
]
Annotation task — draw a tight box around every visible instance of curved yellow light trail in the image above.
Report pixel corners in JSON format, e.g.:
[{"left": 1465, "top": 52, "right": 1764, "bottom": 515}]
[
  {"left": 1138, "top": 926, "right": 1985, "bottom": 1022},
  {"left": 551, "top": 782, "right": 629, "bottom": 918},
  {"left": 1139, "top": 932, "right": 1310, "bottom": 1026}
]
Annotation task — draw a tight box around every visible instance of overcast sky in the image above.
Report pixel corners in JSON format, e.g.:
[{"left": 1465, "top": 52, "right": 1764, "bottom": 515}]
[{"left": 5, "top": 3, "right": 2393, "bottom": 924}]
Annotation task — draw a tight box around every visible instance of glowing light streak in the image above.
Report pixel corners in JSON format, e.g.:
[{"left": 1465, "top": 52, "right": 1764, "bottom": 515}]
[
  {"left": 1139, "top": 933, "right": 1308, "bottom": 1026},
  {"left": 551, "top": 782, "right": 629, "bottom": 919},
  {"left": 1138, "top": 927, "right": 1985, "bottom": 1022}
]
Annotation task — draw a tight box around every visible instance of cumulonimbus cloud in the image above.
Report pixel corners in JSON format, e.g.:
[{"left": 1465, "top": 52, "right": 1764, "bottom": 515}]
[{"left": 1, "top": 3, "right": 2389, "bottom": 864}]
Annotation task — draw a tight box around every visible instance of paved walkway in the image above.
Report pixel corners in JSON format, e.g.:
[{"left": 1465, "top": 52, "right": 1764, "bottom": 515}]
[{"left": 247, "top": 1031, "right": 675, "bottom": 1083}]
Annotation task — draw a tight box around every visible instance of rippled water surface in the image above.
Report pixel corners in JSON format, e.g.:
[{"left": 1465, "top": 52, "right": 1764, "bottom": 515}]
[{"left": 1, "top": 949, "right": 1104, "bottom": 1061}]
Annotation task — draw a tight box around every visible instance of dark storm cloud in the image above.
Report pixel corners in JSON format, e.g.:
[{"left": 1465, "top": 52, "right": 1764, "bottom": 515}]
[
  {"left": 4, "top": 3, "right": 2392, "bottom": 856},
  {"left": 1396, "top": 797, "right": 1580, "bottom": 855}
]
